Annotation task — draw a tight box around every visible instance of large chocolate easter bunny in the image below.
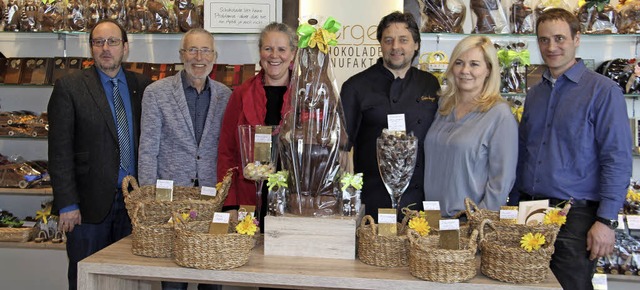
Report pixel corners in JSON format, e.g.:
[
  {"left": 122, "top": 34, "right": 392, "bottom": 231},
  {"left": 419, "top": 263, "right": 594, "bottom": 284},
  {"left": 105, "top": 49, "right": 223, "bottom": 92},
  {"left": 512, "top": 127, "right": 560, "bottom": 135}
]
[{"left": 279, "top": 17, "right": 348, "bottom": 217}]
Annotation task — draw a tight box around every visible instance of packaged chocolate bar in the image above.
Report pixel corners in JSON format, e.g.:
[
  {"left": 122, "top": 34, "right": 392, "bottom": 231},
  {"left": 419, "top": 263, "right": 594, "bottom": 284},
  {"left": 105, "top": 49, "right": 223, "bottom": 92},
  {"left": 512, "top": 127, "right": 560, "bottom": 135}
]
[
  {"left": 51, "top": 57, "right": 68, "bottom": 84},
  {"left": 21, "top": 58, "right": 53, "bottom": 85},
  {"left": 3, "top": 58, "right": 24, "bottom": 84}
]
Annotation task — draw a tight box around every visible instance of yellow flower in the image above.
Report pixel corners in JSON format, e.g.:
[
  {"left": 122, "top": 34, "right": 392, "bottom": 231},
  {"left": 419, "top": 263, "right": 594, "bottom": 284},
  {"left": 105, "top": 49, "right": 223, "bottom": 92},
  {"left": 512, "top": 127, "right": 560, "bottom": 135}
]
[
  {"left": 520, "top": 232, "right": 546, "bottom": 252},
  {"left": 235, "top": 215, "right": 258, "bottom": 236},
  {"left": 408, "top": 216, "right": 430, "bottom": 236},
  {"left": 215, "top": 182, "right": 223, "bottom": 193},
  {"left": 543, "top": 208, "right": 567, "bottom": 226},
  {"left": 628, "top": 188, "right": 640, "bottom": 203}
]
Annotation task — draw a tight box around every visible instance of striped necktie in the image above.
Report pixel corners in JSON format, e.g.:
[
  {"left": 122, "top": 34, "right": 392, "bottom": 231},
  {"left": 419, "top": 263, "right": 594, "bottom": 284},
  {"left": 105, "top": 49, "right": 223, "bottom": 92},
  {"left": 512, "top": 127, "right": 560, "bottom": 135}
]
[{"left": 110, "top": 78, "right": 132, "bottom": 172}]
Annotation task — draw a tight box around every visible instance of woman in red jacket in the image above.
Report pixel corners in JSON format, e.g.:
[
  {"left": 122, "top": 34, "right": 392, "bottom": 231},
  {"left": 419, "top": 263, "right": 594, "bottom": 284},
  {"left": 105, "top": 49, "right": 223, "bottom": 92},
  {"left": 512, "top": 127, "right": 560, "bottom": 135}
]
[{"left": 217, "top": 22, "right": 296, "bottom": 221}]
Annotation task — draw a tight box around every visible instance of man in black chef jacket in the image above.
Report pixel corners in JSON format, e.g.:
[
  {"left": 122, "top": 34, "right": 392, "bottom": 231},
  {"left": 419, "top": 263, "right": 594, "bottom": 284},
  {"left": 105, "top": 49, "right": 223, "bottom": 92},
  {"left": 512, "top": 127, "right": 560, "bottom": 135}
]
[{"left": 340, "top": 11, "right": 440, "bottom": 221}]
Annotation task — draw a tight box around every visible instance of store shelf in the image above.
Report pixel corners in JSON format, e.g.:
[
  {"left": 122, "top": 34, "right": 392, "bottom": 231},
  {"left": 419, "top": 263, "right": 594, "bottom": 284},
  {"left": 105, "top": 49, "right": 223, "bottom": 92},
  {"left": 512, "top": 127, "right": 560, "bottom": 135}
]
[
  {"left": 0, "top": 187, "right": 52, "bottom": 196},
  {"left": 607, "top": 274, "right": 640, "bottom": 282},
  {"left": 0, "top": 135, "right": 47, "bottom": 140},
  {"left": 0, "top": 241, "right": 64, "bottom": 250}
]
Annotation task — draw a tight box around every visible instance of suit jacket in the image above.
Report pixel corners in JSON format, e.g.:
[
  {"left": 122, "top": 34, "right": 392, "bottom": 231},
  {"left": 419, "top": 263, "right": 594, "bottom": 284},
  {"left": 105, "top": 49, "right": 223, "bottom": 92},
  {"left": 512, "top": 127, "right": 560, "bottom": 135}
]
[
  {"left": 138, "top": 73, "right": 231, "bottom": 187},
  {"left": 48, "top": 66, "right": 152, "bottom": 224}
]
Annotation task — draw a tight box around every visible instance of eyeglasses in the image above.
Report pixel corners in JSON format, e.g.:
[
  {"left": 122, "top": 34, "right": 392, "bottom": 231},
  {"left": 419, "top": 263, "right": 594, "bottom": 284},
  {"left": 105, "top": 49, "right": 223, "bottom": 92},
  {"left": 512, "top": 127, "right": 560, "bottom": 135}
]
[
  {"left": 181, "top": 47, "right": 216, "bottom": 56},
  {"left": 90, "top": 38, "right": 123, "bottom": 47}
]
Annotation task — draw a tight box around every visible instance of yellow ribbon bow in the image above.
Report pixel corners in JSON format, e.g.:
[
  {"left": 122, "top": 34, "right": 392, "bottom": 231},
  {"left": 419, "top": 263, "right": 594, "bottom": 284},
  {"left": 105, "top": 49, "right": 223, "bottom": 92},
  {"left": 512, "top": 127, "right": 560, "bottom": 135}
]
[
  {"left": 340, "top": 172, "right": 363, "bottom": 191},
  {"left": 297, "top": 16, "right": 341, "bottom": 54},
  {"left": 36, "top": 204, "right": 52, "bottom": 225},
  {"left": 267, "top": 171, "right": 288, "bottom": 191},
  {"left": 498, "top": 49, "right": 531, "bottom": 66}
]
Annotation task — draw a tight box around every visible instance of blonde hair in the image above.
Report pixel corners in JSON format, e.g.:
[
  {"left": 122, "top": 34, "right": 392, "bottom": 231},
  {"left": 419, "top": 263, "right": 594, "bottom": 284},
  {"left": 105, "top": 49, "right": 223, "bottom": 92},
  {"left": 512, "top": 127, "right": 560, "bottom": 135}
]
[{"left": 439, "top": 35, "right": 503, "bottom": 115}]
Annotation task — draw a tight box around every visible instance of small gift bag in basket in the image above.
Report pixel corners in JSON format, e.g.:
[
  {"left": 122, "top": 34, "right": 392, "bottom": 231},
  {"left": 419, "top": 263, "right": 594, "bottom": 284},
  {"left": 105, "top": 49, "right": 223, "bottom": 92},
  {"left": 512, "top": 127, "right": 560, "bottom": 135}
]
[
  {"left": 407, "top": 229, "right": 479, "bottom": 283},
  {"left": 172, "top": 218, "right": 255, "bottom": 270},
  {"left": 356, "top": 213, "right": 413, "bottom": 267},
  {"left": 479, "top": 219, "right": 559, "bottom": 283},
  {"left": 122, "top": 168, "right": 233, "bottom": 258}
]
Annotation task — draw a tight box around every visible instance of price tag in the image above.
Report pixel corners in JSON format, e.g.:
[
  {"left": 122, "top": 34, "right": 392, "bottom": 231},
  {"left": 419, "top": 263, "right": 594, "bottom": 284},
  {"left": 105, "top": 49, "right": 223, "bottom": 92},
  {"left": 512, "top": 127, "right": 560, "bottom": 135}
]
[
  {"left": 209, "top": 212, "right": 230, "bottom": 234},
  {"left": 439, "top": 219, "right": 460, "bottom": 231},
  {"left": 423, "top": 201, "right": 440, "bottom": 210},
  {"left": 254, "top": 133, "right": 271, "bottom": 143},
  {"left": 22, "top": 221, "right": 36, "bottom": 227},
  {"left": 591, "top": 273, "right": 607, "bottom": 290},
  {"left": 155, "top": 179, "right": 174, "bottom": 201},
  {"left": 378, "top": 214, "right": 396, "bottom": 224},
  {"left": 500, "top": 209, "right": 518, "bottom": 219},
  {"left": 212, "top": 212, "right": 230, "bottom": 223},
  {"left": 617, "top": 214, "right": 625, "bottom": 230},
  {"left": 156, "top": 179, "right": 173, "bottom": 189},
  {"left": 377, "top": 208, "right": 397, "bottom": 236},
  {"left": 200, "top": 186, "right": 217, "bottom": 197},
  {"left": 387, "top": 114, "right": 406, "bottom": 132},
  {"left": 627, "top": 215, "right": 640, "bottom": 230}
]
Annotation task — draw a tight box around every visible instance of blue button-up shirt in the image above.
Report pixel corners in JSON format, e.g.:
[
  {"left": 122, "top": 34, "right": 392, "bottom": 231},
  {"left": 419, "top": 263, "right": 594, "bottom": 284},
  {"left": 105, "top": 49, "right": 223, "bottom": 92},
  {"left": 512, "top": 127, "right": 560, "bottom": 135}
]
[
  {"left": 97, "top": 68, "right": 136, "bottom": 183},
  {"left": 181, "top": 70, "right": 211, "bottom": 145},
  {"left": 515, "top": 59, "right": 632, "bottom": 219}
]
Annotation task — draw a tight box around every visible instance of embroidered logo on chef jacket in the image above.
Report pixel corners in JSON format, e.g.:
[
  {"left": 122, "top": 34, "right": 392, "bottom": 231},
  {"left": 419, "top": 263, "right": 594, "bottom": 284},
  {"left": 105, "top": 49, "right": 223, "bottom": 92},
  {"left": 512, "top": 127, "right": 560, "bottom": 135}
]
[{"left": 420, "top": 95, "right": 436, "bottom": 102}]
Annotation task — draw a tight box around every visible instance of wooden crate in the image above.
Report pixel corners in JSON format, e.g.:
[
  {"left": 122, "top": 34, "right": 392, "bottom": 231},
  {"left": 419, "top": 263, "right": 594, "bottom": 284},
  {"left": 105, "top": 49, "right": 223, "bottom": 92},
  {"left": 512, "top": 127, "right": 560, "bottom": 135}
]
[{"left": 264, "top": 209, "right": 364, "bottom": 260}]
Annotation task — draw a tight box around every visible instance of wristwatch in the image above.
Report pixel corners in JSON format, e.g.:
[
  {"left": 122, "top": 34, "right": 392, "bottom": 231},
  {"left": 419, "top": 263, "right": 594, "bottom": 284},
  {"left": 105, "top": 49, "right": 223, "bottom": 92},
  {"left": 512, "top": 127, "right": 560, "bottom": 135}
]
[{"left": 595, "top": 216, "right": 619, "bottom": 230}]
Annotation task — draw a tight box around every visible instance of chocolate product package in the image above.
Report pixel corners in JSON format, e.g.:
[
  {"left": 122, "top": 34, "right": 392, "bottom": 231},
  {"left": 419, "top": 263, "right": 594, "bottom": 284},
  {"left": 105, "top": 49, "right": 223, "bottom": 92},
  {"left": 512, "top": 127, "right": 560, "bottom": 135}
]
[
  {"left": 148, "top": 63, "right": 175, "bottom": 81},
  {"left": 3, "top": 58, "right": 24, "bottom": 84},
  {"left": 123, "top": 62, "right": 149, "bottom": 75},
  {"left": 417, "top": 0, "right": 466, "bottom": 33},
  {"left": 51, "top": 57, "right": 68, "bottom": 84},
  {"left": 279, "top": 17, "right": 348, "bottom": 217},
  {"left": 21, "top": 58, "right": 53, "bottom": 85}
]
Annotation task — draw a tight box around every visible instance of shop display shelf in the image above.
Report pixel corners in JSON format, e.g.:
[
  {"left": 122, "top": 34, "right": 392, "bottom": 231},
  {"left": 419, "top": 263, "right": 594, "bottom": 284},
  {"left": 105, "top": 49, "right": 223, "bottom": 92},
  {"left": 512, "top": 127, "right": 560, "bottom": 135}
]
[{"left": 0, "top": 187, "right": 52, "bottom": 196}]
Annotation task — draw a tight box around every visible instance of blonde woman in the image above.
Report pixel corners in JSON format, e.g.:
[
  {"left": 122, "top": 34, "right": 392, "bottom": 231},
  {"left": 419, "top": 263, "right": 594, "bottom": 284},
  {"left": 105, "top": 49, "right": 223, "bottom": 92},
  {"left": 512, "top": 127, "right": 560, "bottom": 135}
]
[{"left": 423, "top": 35, "right": 518, "bottom": 217}]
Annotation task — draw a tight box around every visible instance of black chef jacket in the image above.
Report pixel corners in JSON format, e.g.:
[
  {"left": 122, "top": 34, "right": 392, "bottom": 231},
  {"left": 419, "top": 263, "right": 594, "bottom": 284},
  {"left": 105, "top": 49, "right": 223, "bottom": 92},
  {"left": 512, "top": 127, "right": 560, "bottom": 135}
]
[{"left": 340, "top": 58, "right": 440, "bottom": 221}]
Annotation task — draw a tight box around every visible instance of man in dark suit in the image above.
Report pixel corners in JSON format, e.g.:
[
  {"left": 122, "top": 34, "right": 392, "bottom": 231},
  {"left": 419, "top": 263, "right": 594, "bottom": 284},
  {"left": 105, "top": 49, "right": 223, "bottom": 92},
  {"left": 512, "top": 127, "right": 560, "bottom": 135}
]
[{"left": 47, "top": 19, "right": 152, "bottom": 290}]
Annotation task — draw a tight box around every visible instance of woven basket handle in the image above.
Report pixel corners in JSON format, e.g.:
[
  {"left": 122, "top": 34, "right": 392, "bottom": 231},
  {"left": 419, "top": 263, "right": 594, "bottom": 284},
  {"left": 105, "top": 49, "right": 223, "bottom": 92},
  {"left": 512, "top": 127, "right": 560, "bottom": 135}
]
[
  {"left": 468, "top": 229, "right": 479, "bottom": 253},
  {"left": 464, "top": 197, "right": 480, "bottom": 214},
  {"left": 407, "top": 229, "right": 432, "bottom": 252},
  {"left": 547, "top": 226, "right": 559, "bottom": 246},
  {"left": 121, "top": 175, "right": 139, "bottom": 200},
  {"left": 478, "top": 219, "right": 496, "bottom": 242},
  {"left": 215, "top": 167, "right": 236, "bottom": 204},
  {"left": 360, "top": 215, "right": 377, "bottom": 235},
  {"left": 407, "top": 228, "right": 421, "bottom": 244},
  {"left": 129, "top": 203, "right": 141, "bottom": 227},
  {"left": 451, "top": 210, "right": 467, "bottom": 220},
  {"left": 399, "top": 207, "right": 417, "bottom": 232}
]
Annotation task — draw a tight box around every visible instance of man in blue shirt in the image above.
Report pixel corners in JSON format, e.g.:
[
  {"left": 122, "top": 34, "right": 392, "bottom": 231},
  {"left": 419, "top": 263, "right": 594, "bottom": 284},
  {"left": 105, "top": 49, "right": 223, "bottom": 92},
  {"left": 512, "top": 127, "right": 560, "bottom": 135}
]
[
  {"left": 48, "top": 20, "right": 152, "bottom": 290},
  {"left": 512, "top": 8, "right": 632, "bottom": 290}
]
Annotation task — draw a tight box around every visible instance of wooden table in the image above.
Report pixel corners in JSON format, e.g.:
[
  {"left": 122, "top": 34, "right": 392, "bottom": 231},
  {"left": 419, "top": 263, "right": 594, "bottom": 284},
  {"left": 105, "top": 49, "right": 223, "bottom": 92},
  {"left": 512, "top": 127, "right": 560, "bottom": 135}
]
[{"left": 78, "top": 236, "right": 561, "bottom": 290}]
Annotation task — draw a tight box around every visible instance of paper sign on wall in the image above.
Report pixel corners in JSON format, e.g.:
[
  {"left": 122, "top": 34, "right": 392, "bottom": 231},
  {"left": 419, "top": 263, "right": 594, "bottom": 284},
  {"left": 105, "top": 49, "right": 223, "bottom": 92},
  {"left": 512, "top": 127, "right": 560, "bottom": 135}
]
[{"left": 204, "top": 0, "right": 280, "bottom": 33}]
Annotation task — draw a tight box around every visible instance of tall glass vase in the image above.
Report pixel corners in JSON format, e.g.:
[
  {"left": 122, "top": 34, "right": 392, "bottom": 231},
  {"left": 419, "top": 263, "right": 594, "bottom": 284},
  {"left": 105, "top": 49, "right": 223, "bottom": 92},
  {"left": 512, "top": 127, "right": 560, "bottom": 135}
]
[
  {"left": 376, "top": 131, "right": 418, "bottom": 213},
  {"left": 238, "top": 125, "right": 278, "bottom": 221}
]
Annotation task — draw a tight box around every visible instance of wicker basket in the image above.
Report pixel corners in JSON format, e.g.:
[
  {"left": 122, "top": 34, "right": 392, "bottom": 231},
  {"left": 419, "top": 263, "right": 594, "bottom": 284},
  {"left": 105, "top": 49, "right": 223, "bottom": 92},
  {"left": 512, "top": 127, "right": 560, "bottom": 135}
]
[
  {"left": 479, "top": 219, "right": 559, "bottom": 284},
  {"left": 173, "top": 220, "right": 254, "bottom": 270},
  {"left": 356, "top": 214, "right": 411, "bottom": 267},
  {"left": 464, "top": 198, "right": 499, "bottom": 236},
  {"left": 123, "top": 169, "right": 234, "bottom": 258},
  {"left": 0, "top": 227, "right": 36, "bottom": 242},
  {"left": 408, "top": 229, "right": 478, "bottom": 283}
]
